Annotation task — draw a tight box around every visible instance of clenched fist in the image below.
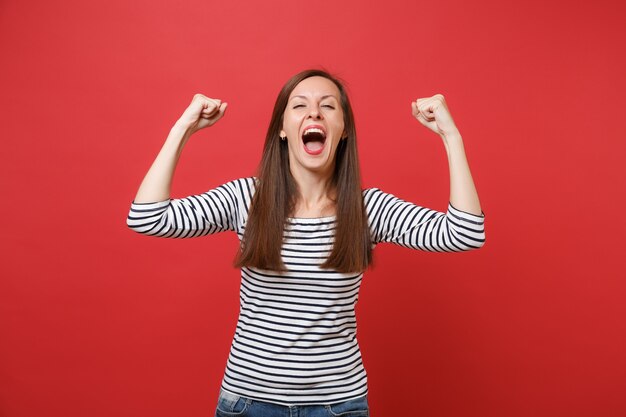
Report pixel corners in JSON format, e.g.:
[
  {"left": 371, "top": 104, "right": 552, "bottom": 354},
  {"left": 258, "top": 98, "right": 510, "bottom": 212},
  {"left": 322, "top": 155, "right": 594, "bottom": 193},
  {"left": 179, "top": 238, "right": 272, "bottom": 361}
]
[
  {"left": 411, "top": 94, "right": 458, "bottom": 137},
  {"left": 178, "top": 94, "right": 228, "bottom": 134}
]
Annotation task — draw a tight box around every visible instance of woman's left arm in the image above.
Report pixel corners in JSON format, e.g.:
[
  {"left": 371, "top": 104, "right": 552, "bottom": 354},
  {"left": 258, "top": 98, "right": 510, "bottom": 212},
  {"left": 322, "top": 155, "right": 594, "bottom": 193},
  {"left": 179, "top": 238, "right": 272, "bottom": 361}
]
[
  {"left": 412, "top": 94, "right": 483, "bottom": 216},
  {"left": 364, "top": 95, "right": 485, "bottom": 252}
]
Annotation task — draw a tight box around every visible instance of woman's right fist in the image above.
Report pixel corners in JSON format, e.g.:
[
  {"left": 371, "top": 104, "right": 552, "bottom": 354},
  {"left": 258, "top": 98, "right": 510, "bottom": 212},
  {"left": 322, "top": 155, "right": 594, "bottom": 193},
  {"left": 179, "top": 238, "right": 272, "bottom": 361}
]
[{"left": 177, "top": 94, "right": 228, "bottom": 134}]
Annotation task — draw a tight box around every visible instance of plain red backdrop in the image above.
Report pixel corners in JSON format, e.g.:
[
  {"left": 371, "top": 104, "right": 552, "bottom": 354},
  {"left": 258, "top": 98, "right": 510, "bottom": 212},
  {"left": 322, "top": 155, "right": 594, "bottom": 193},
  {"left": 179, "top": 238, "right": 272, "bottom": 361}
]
[{"left": 1, "top": 0, "right": 625, "bottom": 416}]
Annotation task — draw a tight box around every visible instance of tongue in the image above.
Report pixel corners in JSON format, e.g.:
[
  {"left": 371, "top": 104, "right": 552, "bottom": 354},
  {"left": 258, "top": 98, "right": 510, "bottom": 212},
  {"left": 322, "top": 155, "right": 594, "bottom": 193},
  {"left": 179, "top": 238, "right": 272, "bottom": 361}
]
[{"left": 305, "top": 141, "right": 324, "bottom": 151}]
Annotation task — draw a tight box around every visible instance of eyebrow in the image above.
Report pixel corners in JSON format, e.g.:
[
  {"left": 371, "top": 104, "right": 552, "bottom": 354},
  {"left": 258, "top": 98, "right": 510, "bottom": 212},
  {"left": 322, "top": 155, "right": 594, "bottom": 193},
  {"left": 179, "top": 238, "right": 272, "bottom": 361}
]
[{"left": 290, "top": 94, "right": 338, "bottom": 101}]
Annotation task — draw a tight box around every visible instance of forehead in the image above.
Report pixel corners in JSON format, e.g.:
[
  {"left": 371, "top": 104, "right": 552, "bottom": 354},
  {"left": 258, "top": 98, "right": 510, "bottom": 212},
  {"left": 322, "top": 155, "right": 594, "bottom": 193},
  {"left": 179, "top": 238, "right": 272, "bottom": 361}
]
[{"left": 289, "top": 76, "right": 340, "bottom": 100}]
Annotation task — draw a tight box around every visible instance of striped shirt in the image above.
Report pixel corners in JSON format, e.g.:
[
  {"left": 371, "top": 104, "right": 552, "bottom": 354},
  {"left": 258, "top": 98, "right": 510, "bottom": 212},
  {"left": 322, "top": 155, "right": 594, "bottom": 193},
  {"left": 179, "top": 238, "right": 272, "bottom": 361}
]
[{"left": 127, "top": 177, "right": 485, "bottom": 405}]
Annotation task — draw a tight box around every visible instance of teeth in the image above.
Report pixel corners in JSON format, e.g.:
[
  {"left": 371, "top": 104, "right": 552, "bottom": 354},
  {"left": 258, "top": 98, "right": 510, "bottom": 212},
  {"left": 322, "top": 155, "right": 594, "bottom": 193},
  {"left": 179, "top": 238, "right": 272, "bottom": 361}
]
[{"left": 304, "top": 127, "right": 325, "bottom": 136}]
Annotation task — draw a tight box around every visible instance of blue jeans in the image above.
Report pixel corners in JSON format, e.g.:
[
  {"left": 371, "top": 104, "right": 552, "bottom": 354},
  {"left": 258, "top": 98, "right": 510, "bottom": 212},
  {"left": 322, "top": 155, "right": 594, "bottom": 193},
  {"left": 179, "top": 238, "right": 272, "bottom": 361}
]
[{"left": 214, "top": 389, "right": 370, "bottom": 417}]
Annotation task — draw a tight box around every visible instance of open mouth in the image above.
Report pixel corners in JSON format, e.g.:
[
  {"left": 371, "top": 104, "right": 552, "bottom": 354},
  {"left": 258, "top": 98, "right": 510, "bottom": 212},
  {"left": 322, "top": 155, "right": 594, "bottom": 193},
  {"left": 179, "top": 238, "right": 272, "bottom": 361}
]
[{"left": 301, "top": 126, "right": 326, "bottom": 155}]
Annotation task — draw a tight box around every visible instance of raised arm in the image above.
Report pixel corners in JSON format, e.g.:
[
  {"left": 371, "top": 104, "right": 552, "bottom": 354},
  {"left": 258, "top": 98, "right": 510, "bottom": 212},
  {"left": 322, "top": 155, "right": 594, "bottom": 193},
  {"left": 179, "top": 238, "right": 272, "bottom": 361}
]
[
  {"left": 127, "top": 94, "right": 240, "bottom": 238},
  {"left": 412, "top": 94, "right": 483, "bottom": 216},
  {"left": 363, "top": 95, "right": 485, "bottom": 252},
  {"left": 133, "top": 94, "right": 227, "bottom": 203}
]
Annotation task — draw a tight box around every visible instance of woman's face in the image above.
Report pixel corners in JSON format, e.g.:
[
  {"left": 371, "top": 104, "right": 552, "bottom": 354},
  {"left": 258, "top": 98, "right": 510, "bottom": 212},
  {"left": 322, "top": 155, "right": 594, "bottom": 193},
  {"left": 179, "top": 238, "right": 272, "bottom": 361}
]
[{"left": 280, "top": 76, "right": 346, "bottom": 179}]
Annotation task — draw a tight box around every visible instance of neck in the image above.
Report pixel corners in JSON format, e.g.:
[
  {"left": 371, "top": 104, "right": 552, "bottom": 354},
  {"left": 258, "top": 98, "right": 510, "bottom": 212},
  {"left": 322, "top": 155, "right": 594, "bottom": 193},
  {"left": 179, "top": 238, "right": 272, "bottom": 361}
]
[{"left": 289, "top": 167, "right": 336, "bottom": 216}]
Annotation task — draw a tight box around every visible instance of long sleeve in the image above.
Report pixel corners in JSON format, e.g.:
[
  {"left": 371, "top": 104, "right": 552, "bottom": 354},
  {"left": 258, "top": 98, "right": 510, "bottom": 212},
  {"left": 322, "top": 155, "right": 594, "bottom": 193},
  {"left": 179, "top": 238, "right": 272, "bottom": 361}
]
[
  {"left": 363, "top": 187, "right": 485, "bottom": 251},
  {"left": 126, "top": 177, "right": 255, "bottom": 238}
]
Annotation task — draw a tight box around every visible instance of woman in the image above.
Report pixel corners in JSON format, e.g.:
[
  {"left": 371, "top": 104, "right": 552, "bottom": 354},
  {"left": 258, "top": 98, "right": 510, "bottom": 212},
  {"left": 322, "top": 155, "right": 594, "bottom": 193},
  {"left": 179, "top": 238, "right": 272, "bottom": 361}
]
[{"left": 127, "top": 69, "right": 485, "bottom": 416}]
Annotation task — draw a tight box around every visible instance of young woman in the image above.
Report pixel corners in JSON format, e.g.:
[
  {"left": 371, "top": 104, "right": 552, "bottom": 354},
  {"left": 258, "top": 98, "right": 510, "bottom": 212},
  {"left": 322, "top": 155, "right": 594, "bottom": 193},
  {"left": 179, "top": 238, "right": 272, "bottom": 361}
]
[{"left": 127, "top": 69, "right": 485, "bottom": 416}]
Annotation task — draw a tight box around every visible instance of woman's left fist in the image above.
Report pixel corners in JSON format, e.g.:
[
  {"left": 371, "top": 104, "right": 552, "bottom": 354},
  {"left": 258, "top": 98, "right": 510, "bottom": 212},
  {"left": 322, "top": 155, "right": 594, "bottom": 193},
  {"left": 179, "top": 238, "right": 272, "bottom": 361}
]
[{"left": 411, "top": 94, "right": 458, "bottom": 137}]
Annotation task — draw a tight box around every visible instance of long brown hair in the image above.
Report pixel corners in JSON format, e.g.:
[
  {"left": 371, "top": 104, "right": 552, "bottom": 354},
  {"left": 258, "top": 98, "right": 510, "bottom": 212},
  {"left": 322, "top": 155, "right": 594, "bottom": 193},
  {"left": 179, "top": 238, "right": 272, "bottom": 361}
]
[{"left": 234, "top": 69, "right": 372, "bottom": 273}]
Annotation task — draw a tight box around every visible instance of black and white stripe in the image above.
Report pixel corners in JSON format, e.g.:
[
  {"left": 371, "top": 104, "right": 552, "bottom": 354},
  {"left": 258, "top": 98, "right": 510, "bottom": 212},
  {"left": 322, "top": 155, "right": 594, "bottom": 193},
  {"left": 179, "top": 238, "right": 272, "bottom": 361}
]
[{"left": 127, "top": 177, "right": 485, "bottom": 405}]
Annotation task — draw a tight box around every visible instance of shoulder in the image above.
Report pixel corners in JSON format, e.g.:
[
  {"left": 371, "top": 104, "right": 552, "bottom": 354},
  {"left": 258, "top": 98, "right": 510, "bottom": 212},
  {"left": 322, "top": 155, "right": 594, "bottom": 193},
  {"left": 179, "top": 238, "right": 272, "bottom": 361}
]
[
  {"left": 223, "top": 176, "right": 257, "bottom": 187},
  {"left": 362, "top": 187, "right": 382, "bottom": 197},
  {"left": 203, "top": 177, "right": 257, "bottom": 210},
  {"left": 361, "top": 187, "right": 390, "bottom": 216},
  {"left": 361, "top": 186, "right": 411, "bottom": 218},
  {"left": 219, "top": 177, "right": 258, "bottom": 193},
  {"left": 362, "top": 187, "right": 387, "bottom": 204}
]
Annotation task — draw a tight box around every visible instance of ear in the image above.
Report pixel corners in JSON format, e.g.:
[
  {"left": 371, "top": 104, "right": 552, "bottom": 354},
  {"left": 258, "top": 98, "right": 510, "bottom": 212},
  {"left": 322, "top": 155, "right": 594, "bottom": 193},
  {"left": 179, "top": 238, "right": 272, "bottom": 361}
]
[{"left": 280, "top": 130, "right": 286, "bottom": 139}]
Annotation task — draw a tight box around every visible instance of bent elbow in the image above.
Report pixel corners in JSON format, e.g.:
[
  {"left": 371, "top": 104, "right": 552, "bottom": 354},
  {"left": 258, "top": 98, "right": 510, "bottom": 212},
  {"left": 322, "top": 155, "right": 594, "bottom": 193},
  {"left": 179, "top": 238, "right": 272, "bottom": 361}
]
[
  {"left": 126, "top": 210, "right": 145, "bottom": 234},
  {"left": 126, "top": 208, "right": 160, "bottom": 236},
  {"left": 468, "top": 230, "right": 486, "bottom": 251},
  {"left": 449, "top": 228, "right": 485, "bottom": 252},
  {"left": 125, "top": 200, "right": 171, "bottom": 236},
  {"left": 126, "top": 212, "right": 138, "bottom": 232},
  {"left": 475, "top": 233, "right": 486, "bottom": 250}
]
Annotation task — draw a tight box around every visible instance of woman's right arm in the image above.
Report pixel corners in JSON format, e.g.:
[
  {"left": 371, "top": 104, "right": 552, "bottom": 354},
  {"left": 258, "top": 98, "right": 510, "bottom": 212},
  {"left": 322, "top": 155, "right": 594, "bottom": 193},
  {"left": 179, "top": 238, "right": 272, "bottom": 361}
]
[
  {"left": 133, "top": 94, "right": 227, "bottom": 203},
  {"left": 127, "top": 95, "right": 240, "bottom": 238}
]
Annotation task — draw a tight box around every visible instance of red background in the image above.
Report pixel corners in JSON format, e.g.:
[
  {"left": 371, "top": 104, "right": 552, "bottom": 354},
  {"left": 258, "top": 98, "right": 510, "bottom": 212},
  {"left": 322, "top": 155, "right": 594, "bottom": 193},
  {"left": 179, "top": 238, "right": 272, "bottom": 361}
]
[{"left": 1, "top": 1, "right": 625, "bottom": 416}]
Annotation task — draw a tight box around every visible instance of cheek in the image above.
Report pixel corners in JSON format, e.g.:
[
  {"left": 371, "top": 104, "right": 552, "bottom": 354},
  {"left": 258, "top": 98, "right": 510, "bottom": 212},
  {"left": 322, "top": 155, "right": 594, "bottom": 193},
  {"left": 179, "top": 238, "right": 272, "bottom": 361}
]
[
  {"left": 332, "top": 112, "right": 345, "bottom": 131},
  {"left": 284, "top": 114, "right": 304, "bottom": 134},
  {"left": 333, "top": 120, "right": 345, "bottom": 137}
]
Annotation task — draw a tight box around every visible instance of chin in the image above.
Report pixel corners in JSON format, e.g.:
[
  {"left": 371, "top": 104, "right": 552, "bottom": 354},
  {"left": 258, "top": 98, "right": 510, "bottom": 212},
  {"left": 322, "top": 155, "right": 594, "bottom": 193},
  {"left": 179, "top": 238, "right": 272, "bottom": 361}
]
[{"left": 303, "top": 156, "right": 336, "bottom": 173}]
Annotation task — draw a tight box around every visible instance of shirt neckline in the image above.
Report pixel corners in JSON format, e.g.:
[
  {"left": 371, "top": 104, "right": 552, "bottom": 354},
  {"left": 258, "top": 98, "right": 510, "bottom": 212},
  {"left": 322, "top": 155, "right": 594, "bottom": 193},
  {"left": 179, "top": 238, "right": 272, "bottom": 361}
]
[{"left": 286, "top": 215, "right": 337, "bottom": 221}]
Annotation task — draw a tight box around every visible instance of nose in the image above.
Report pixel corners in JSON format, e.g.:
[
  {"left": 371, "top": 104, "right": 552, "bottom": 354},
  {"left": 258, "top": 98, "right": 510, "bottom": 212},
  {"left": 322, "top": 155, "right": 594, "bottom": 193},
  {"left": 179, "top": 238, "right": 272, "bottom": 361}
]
[{"left": 307, "top": 105, "right": 322, "bottom": 120}]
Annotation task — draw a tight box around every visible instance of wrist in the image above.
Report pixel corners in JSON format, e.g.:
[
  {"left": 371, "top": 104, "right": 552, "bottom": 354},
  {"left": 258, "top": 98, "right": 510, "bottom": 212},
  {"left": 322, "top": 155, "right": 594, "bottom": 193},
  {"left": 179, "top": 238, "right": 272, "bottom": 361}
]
[
  {"left": 441, "top": 131, "right": 465, "bottom": 157},
  {"left": 165, "top": 122, "right": 194, "bottom": 154},
  {"left": 442, "top": 129, "right": 462, "bottom": 146},
  {"left": 440, "top": 128, "right": 461, "bottom": 141},
  {"left": 173, "top": 119, "right": 196, "bottom": 136}
]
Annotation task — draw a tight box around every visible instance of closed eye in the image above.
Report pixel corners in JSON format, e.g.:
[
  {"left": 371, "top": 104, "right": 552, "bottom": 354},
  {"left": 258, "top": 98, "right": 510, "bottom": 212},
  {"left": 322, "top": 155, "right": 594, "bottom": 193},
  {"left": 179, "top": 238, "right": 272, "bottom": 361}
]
[{"left": 322, "top": 105, "right": 335, "bottom": 109}]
